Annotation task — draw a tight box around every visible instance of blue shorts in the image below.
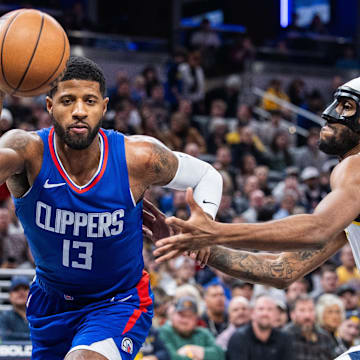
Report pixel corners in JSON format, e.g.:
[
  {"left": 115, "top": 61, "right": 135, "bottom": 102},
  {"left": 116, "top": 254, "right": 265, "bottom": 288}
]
[{"left": 26, "top": 272, "right": 153, "bottom": 360}]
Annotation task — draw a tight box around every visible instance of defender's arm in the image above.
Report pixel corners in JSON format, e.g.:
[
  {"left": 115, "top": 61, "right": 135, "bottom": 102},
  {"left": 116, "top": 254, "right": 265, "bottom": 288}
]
[{"left": 207, "top": 231, "right": 348, "bottom": 288}]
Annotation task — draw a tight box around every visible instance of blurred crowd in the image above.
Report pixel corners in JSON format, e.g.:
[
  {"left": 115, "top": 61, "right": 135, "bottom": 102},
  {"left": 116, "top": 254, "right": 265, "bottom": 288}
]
[{"left": 0, "top": 10, "right": 357, "bottom": 358}]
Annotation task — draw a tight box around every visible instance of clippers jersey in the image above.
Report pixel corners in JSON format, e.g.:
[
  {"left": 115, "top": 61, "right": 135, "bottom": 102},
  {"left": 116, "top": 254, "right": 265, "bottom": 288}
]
[{"left": 13, "top": 127, "right": 144, "bottom": 299}]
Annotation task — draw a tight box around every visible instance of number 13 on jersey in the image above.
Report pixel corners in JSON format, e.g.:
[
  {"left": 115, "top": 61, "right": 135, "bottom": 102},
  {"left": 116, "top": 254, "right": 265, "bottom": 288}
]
[{"left": 62, "top": 239, "right": 93, "bottom": 270}]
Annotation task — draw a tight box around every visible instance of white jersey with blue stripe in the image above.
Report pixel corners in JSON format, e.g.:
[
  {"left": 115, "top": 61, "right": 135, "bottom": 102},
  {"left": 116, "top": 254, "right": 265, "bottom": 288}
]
[
  {"left": 13, "top": 127, "right": 144, "bottom": 299},
  {"left": 345, "top": 220, "right": 360, "bottom": 273}
]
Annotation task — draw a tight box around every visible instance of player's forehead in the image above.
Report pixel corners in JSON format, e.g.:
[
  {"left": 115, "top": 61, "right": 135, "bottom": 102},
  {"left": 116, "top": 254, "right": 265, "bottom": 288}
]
[{"left": 55, "top": 79, "right": 102, "bottom": 97}]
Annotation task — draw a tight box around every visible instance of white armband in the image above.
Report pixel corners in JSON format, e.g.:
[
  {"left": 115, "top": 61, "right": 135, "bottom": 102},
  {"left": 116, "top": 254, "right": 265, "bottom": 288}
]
[{"left": 163, "top": 152, "right": 223, "bottom": 219}]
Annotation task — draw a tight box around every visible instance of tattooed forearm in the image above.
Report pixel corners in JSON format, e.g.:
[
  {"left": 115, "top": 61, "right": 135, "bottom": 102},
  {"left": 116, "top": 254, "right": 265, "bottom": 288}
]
[{"left": 208, "top": 232, "right": 347, "bottom": 288}]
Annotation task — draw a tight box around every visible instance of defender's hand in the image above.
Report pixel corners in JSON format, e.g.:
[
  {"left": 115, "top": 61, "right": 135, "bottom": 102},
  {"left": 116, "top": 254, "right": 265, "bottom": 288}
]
[{"left": 154, "top": 188, "right": 218, "bottom": 263}]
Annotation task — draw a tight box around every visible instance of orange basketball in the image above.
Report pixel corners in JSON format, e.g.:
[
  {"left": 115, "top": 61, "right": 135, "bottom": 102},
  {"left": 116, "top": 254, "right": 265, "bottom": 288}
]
[{"left": 0, "top": 8, "right": 70, "bottom": 97}]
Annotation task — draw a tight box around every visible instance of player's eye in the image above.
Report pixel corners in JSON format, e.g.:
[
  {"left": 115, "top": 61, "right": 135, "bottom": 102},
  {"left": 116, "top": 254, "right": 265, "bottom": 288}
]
[
  {"left": 344, "top": 103, "right": 352, "bottom": 111},
  {"left": 61, "top": 98, "right": 72, "bottom": 105}
]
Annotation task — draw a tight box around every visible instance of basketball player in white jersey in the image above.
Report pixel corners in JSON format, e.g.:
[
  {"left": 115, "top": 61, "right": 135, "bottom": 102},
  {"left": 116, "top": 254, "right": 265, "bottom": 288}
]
[{"left": 152, "top": 76, "right": 360, "bottom": 359}]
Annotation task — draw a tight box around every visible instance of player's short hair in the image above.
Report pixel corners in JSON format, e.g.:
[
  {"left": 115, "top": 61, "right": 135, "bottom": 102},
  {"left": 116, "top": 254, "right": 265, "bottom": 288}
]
[{"left": 48, "top": 56, "right": 106, "bottom": 97}]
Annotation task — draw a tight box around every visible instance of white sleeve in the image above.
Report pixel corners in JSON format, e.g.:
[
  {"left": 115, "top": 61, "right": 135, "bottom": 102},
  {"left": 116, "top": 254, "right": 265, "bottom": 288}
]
[{"left": 163, "top": 152, "right": 223, "bottom": 219}]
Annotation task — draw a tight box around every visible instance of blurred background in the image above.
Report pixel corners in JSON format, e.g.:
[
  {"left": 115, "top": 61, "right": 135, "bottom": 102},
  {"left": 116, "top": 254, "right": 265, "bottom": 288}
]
[{"left": 0, "top": 1, "right": 359, "bottom": 359}]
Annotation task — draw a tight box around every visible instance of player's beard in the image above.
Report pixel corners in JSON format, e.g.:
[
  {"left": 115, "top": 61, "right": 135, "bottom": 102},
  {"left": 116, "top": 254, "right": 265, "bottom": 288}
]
[
  {"left": 52, "top": 114, "right": 102, "bottom": 150},
  {"left": 319, "top": 123, "right": 360, "bottom": 156}
]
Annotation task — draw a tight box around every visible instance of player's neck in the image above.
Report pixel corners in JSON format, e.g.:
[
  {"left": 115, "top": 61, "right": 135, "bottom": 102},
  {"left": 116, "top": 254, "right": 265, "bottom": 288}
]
[
  {"left": 55, "top": 134, "right": 101, "bottom": 177},
  {"left": 341, "top": 143, "right": 360, "bottom": 161}
]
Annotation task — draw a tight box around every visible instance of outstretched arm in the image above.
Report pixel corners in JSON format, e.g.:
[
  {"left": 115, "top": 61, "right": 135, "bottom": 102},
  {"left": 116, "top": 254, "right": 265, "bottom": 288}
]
[
  {"left": 207, "top": 231, "right": 347, "bottom": 288},
  {"left": 154, "top": 159, "right": 360, "bottom": 260}
]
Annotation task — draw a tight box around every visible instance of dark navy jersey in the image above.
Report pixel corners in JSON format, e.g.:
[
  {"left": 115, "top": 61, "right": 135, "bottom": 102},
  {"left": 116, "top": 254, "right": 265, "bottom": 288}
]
[{"left": 13, "top": 127, "right": 144, "bottom": 299}]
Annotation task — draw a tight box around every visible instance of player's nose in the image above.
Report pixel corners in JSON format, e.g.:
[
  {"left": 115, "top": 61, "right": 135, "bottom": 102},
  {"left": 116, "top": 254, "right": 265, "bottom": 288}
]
[{"left": 72, "top": 99, "right": 87, "bottom": 119}]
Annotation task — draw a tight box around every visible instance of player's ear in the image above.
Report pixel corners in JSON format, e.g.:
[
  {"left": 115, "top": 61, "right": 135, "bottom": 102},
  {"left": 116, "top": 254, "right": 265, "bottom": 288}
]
[
  {"left": 46, "top": 96, "right": 53, "bottom": 115},
  {"left": 102, "top": 97, "right": 109, "bottom": 117}
]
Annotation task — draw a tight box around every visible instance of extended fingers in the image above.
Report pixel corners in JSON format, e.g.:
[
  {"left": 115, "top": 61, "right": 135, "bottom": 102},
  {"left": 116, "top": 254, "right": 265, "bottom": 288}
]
[{"left": 154, "top": 249, "right": 183, "bottom": 263}]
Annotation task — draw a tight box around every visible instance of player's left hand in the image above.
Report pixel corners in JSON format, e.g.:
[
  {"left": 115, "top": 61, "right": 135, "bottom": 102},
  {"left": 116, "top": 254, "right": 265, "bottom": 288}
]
[{"left": 154, "top": 188, "right": 219, "bottom": 263}]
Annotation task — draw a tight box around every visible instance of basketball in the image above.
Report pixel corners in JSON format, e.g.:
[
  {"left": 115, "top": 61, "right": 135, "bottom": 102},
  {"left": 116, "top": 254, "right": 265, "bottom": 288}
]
[{"left": 0, "top": 8, "right": 70, "bottom": 97}]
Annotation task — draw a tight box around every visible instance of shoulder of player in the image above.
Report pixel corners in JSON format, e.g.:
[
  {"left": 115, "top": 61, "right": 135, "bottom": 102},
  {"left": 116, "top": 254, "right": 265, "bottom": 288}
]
[
  {"left": 331, "top": 154, "right": 360, "bottom": 186},
  {"left": 125, "top": 135, "right": 174, "bottom": 167},
  {"left": 0, "top": 129, "right": 42, "bottom": 155}
]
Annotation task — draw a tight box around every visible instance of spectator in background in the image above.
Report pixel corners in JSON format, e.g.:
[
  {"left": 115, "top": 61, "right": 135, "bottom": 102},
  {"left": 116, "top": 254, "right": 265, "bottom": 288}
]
[
  {"left": 206, "top": 117, "right": 229, "bottom": 155},
  {"left": 285, "top": 278, "right": 309, "bottom": 305},
  {"left": 273, "top": 190, "right": 298, "bottom": 220},
  {"left": 140, "top": 109, "right": 170, "bottom": 146},
  {"left": 287, "top": 78, "right": 306, "bottom": 107},
  {"left": 184, "top": 142, "right": 201, "bottom": 158},
  {"left": 283, "top": 294, "right": 334, "bottom": 360},
  {"left": 152, "top": 287, "right": 173, "bottom": 328},
  {"left": 239, "top": 153, "right": 257, "bottom": 177},
  {"left": 164, "top": 47, "right": 187, "bottom": 110},
  {"left": 272, "top": 166, "right": 303, "bottom": 203},
  {"left": 205, "top": 75, "right": 242, "bottom": 117},
  {"left": 0, "top": 208, "right": 31, "bottom": 269},
  {"left": 257, "top": 110, "right": 294, "bottom": 148},
  {"left": 300, "top": 166, "right": 327, "bottom": 213},
  {"left": 273, "top": 300, "right": 288, "bottom": 329},
  {"left": 241, "top": 189, "right": 266, "bottom": 223},
  {"left": 295, "top": 128, "right": 329, "bottom": 172},
  {"left": 201, "top": 284, "right": 228, "bottom": 337},
  {"left": 312, "top": 265, "right": 339, "bottom": 300},
  {"left": 0, "top": 276, "right": 30, "bottom": 341},
  {"left": 336, "top": 284, "right": 359, "bottom": 317},
  {"left": 178, "top": 50, "right": 206, "bottom": 114},
  {"left": 190, "top": 19, "right": 221, "bottom": 51},
  {"left": 213, "top": 146, "right": 237, "bottom": 189},
  {"left": 164, "top": 112, "right": 206, "bottom": 153},
  {"left": 336, "top": 314, "right": 360, "bottom": 352},
  {"left": 316, "top": 294, "right": 346, "bottom": 358},
  {"left": 226, "top": 105, "right": 262, "bottom": 145},
  {"left": 266, "top": 130, "right": 294, "bottom": 172},
  {"left": 190, "top": 18, "right": 221, "bottom": 72},
  {"left": 130, "top": 75, "right": 147, "bottom": 105},
  {"left": 159, "top": 296, "right": 225, "bottom": 360},
  {"left": 4, "top": 197, "right": 23, "bottom": 236},
  {"left": 231, "top": 281, "right": 254, "bottom": 302},
  {"left": 254, "top": 165, "right": 272, "bottom": 196},
  {"left": 261, "top": 79, "right": 290, "bottom": 114},
  {"left": 297, "top": 89, "right": 324, "bottom": 134},
  {"left": 336, "top": 244, "right": 360, "bottom": 286},
  {"left": 108, "top": 79, "right": 131, "bottom": 109},
  {"left": 216, "top": 296, "right": 251, "bottom": 350},
  {"left": 230, "top": 126, "right": 267, "bottom": 168},
  {"left": 112, "top": 100, "right": 138, "bottom": 135},
  {"left": 227, "top": 295, "right": 293, "bottom": 360},
  {"left": 137, "top": 327, "right": 170, "bottom": 360},
  {"left": 148, "top": 83, "right": 171, "bottom": 129},
  {"left": 228, "top": 35, "right": 256, "bottom": 73},
  {"left": 142, "top": 65, "right": 160, "bottom": 98}
]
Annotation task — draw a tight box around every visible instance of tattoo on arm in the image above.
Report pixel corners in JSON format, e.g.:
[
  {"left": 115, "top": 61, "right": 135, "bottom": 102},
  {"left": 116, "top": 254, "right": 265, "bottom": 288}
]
[
  {"left": 208, "top": 246, "right": 328, "bottom": 288},
  {"left": 150, "top": 143, "right": 178, "bottom": 185}
]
